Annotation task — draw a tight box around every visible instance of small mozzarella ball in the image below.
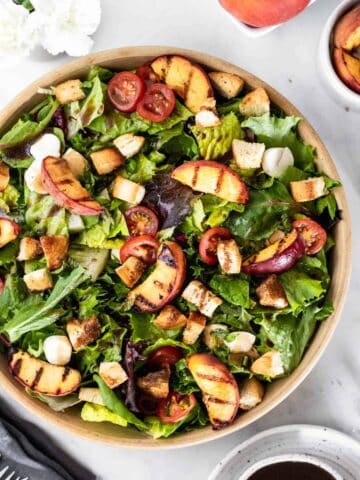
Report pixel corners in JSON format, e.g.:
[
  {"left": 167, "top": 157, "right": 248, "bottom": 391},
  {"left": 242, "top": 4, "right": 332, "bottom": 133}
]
[
  {"left": 262, "top": 147, "right": 294, "bottom": 178},
  {"left": 24, "top": 158, "right": 47, "bottom": 194},
  {"left": 43, "top": 335, "right": 72, "bottom": 366},
  {"left": 224, "top": 331, "right": 256, "bottom": 353},
  {"left": 30, "top": 133, "right": 61, "bottom": 162}
]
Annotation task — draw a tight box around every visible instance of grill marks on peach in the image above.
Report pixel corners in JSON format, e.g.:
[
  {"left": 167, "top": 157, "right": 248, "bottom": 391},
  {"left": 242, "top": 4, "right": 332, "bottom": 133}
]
[{"left": 244, "top": 230, "right": 298, "bottom": 265}]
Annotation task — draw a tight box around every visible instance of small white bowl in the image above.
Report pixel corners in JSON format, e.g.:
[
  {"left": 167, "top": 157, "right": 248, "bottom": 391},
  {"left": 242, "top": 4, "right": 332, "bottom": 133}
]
[{"left": 318, "top": 0, "right": 360, "bottom": 111}]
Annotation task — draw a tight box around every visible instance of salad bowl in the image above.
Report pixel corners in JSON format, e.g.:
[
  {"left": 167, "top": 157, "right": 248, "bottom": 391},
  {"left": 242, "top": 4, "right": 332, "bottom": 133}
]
[{"left": 0, "top": 46, "right": 351, "bottom": 448}]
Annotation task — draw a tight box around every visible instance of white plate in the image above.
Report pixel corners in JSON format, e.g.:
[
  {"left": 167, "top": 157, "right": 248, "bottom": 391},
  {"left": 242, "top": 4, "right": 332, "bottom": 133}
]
[
  {"left": 209, "top": 425, "right": 360, "bottom": 480},
  {"left": 220, "top": 0, "right": 318, "bottom": 38}
]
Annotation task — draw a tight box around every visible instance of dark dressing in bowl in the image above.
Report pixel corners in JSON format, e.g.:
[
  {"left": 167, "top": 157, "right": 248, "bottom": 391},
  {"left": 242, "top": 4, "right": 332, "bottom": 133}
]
[{"left": 248, "top": 461, "right": 336, "bottom": 480}]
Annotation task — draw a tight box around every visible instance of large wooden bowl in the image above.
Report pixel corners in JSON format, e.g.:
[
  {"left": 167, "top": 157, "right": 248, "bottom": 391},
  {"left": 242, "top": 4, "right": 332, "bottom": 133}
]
[{"left": 0, "top": 47, "right": 351, "bottom": 448}]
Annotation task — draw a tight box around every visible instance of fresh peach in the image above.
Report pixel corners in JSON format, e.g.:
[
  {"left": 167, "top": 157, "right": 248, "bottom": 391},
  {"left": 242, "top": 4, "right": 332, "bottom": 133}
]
[
  {"left": 334, "top": 4, "right": 360, "bottom": 51},
  {"left": 333, "top": 48, "right": 360, "bottom": 94},
  {"left": 0, "top": 217, "right": 20, "bottom": 249}
]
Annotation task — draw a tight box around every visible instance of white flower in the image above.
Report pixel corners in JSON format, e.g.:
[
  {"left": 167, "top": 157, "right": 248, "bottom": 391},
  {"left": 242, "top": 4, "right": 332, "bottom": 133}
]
[
  {"left": 31, "top": 0, "right": 101, "bottom": 57},
  {"left": 0, "top": 0, "right": 39, "bottom": 57}
]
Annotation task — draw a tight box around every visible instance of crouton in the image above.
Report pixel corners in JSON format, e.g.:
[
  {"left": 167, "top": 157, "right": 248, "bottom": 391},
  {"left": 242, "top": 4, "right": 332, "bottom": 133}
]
[
  {"left": 99, "top": 362, "right": 128, "bottom": 389},
  {"left": 23, "top": 268, "right": 53, "bottom": 292},
  {"left": 154, "top": 305, "right": 187, "bottom": 330},
  {"left": 195, "top": 109, "right": 221, "bottom": 128},
  {"left": 290, "top": 177, "right": 326, "bottom": 202},
  {"left": 40, "top": 235, "right": 69, "bottom": 271},
  {"left": 232, "top": 139, "right": 265, "bottom": 170},
  {"left": 183, "top": 312, "right": 207, "bottom": 345},
  {"left": 217, "top": 239, "right": 242, "bottom": 274},
  {"left": 115, "top": 256, "right": 146, "bottom": 288},
  {"left": 239, "top": 377, "right": 265, "bottom": 410},
  {"left": 63, "top": 148, "right": 88, "bottom": 178},
  {"left": 251, "top": 350, "right": 284, "bottom": 378},
  {"left": 239, "top": 87, "right": 270, "bottom": 117},
  {"left": 0, "top": 162, "right": 10, "bottom": 192},
  {"left": 66, "top": 317, "right": 101, "bottom": 351},
  {"left": 224, "top": 331, "right": 256, "bottom": 353},
  {"left": 203, "top": 324, "right": 228, "bottom": 350},
  {"left": 137, "top": 367, "right": 170, "bottom": 399},
  {"left": 90, "top": 148, "right": 124, "bottom": 175},
  {"left": 54, "top": 79, "right": 85, "bottom": 104},
  {"left": 182, "top": 280, "right": 223, "bottom": 318},
  {"left": 256, "top": 274, "right": 288, "bottom": 309},
  {"left": 17, "top": 237, "right": 42, "bottom": 261},
  {"left": 209, "top": 71, "right": 245, "bottom": 99},
  {"left": 79, "top": 387, "right": 105, "bottom": 406},
  {"left": 114, "top": 133, "right": 145, "bottom": 159},
  {"left": 112, "top": 176, "right": 146, "bottom": 204}
]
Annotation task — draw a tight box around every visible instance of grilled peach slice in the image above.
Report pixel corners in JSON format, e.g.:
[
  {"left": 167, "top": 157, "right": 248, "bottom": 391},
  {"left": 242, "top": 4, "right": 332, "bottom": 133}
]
[
  {"left": 150, "top": 55, "right": 214, "bottom": 113},
  {"left": 41, "top": 156, "right": 103, "bottom": 216},
  {"left": 8, "top": 350, "right": 81, "bottom": 396},
  {"left": 0, "top": 162, "right": 10, "bottom": 192},
  {"left": 187, "top": 353, "right": 239, "bottom": 429},
  {"left": 0, "top": 217, "right": 20, "bottom": 249},
  {"left": 333, "top": 48, "right": 360, "bottom": 94},
  {"left": 242, "top": 230, "right": 304, "bottom": 276},
  {"left": 128, "top": 241, "right": 186, "bottom": 312},
  {"left": 334, "top": 4, "right": 360, "bottom": 51},
  {"left": 171, "top": 160, "right": 248, "bottom": 204}
]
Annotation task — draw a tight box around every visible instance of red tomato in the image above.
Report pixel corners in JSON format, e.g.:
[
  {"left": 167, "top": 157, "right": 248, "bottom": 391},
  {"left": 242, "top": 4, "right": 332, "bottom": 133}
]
[
  {"left": 199, "top": 227, "right": 232, "bottom": 265},
  {"left": 157, "top": 392, "right": 197, "bottom": 424},
  {"left": 108, "top": 72, "right": 145, "bottom": 113},
  {"left": 0, "top": 277, "right": 4, "bottom": 295},
  {"left": 147, "top": 346, "right": 183, "bottom": 369},
  {"left": 136, "top": 63, "right": 159, "bottom": 87},
  {"left": 292, "top": 218, "right": 327, "bottom": 255},
  {"left": 125, "top": 206, "right": 159, "bottom": 237},
  {"left": 136, "top": 83, "right": 175, "bottom": 122},
  {"left": 120, "top": 235, "right": 159, "bottom": 265}
]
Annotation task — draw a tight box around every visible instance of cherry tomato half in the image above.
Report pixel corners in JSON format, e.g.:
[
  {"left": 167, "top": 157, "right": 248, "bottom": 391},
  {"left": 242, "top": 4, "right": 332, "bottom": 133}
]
[
  {"left": 157, "top": 391, "right": 197, "bottom": 424},
  {"left": 292, "top": 218, "right": 327, "bottom": 255},
  {"left": 0, "top": 277, "right": 4, "bottom": 296},
  {"left": 125, "top": 206, "right": 159, "bottom": 237},
  {"left": 120, "top": 235, "right": 159, "bottom": 265},
  {"left": 136, "top": 83, "right": 175, "bottom": 122},
  {"left": 147, "top": 346, "right": 183, "bottom": 369},
  {"left": 199, "top": 227, "right": 232, "bottom": 266},
  {"left": 136, "top": 63, "right": 159, "bottom": 87},
  {"left": 108, "top": 71, "right": 145, "bottom": 113}
]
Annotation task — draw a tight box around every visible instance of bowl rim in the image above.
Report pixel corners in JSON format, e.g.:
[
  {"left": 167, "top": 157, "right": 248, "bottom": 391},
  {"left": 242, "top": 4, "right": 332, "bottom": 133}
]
[{"left": 0, "top": 46, "right": 352, "bottom": 449}]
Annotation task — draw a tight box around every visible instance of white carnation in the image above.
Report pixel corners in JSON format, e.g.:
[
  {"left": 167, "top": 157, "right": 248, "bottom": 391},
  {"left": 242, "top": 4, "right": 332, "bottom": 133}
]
[{"left": 31, "top": 0, "right": 101, "bottom": 56}]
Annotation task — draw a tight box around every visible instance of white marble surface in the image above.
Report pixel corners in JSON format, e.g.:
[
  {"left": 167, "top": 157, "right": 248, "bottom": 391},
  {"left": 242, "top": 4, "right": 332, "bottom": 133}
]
[{"left": 0, "top": 1, "right": 359, "bottom": 479}]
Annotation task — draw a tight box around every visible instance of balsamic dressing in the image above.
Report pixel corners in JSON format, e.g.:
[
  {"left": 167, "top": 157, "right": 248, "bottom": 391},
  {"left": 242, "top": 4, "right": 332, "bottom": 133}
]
[{"left": 247, "top": 461, "right": 335, "bottom": 480}]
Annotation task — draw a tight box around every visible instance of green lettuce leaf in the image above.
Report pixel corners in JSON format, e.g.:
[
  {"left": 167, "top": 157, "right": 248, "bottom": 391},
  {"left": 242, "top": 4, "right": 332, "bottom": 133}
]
[
  {"left": 126, "top": 312, "right": 181, "bottom": 343},
  {"left": 144, "top": 404, "right": 201, "bottom": 439},
  {"left": 210, "top": 274, "right": 250, "bottom": 308},
  {"left": 26, "top": 389, "right": 81, "bottom": 412},
  {"left": 81, "top": 402, "right": 127, "bottom": 427},
  {"left": 147, "top": 101, "right": 192, "bottom": 135},
  {"left": 123, "top": 152, "right": 168, "bottom": 184},
  {"left": 25, "top": 194, "right": 68, "bottom": 236},
  {"left": 211, "top": 302, "right": 253, "bottom": 330},
  {"left": 77, "top": 208, "right": 128, "bottom": 249},
  {"left": 172, "top": 358, "right": 200, "bottom": 394},
  {"left": 0, "top": 185, "right": 20, "bottom": 213}
]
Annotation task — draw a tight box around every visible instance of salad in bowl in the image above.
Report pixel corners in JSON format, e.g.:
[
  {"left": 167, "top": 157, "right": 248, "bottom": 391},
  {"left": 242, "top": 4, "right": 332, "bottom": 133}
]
[{"left": 0, "top": 53, "right": 341, "bottom": 439}]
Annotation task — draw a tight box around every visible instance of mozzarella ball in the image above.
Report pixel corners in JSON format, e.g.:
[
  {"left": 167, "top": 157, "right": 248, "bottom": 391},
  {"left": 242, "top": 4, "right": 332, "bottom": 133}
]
[
  {"left": 262, "top": 147, "right": 294, "bottom": 178},
  {"left": 224, "top": 331, "right": 256, "bottom": 353},
  {"left": 43, "top": 335, "right": 72, "bottom": 366}
]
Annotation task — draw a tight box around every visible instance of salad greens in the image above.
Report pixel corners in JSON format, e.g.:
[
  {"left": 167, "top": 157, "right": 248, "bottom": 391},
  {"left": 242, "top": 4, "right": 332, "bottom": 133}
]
[{"left": 0, "top": 58, "right": 341, "bottom": 439}]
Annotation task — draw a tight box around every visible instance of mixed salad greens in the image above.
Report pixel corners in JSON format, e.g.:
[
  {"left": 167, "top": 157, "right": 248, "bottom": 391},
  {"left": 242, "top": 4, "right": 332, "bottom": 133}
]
[{"left": 0, "top": 55, "right": 341, "bottom": 438}]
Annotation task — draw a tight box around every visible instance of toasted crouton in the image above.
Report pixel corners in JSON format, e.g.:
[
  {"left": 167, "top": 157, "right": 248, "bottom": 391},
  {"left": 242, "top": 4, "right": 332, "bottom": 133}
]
[
  {"left": 239, "top": 87, "right": 270, "bottom": 117},
  {"left": 40, "top": 235, "right": 69, "bottom": 271},
  {"left": 112, "top": 176, "right": 146, "bottom": 204},
  {"left": 239, "top": 377, "right": 265, "bottom": 410},
  {"left": 17, "top": 237, "right": 43, "bottom": 261},
  {"left": 137, "top": 367, "right": 170, "bottom": 399},
  {"left": 90, "top": 148, "right": 124, "bottom": 175},
  {"left": 256, "top": 274, "right": 288, "bottom": 309},
  {"left": 54, "top": 79, "right": 85, "bottom": 104},
  {"left": 182, "top": 280, "right": 223, "bottom": 318},
  {"left": 66, "top": 317, "right": 101, "bottom": 351},
  {"left": 251, "top": 350, "right": 284, "bottom": 378},
  {"left": 154, "top": 305, "right": 187, "bottom": 330},
  {"left": 217, "top": 239, "right": 242, "bottom": 274},
  {"left": 183, "top": 312, "right": 207, "bottom": 345},
  {"left": 63, "top": 148, "right": 88, "bottom": 178},
  {"left": 232, "top": 139, "right": 265, "bottom": 170},
  {"left": 99, "top": 362, "right": 128, "bottom": 389},
  {"left": 79, "top": 387, "right": 105, "bottom": 406},
  {"left": 0, "top": 162, "right": 10, "bottom": 192},
  {"left": 209, "top": 71, "right": 245, "bottom": 99},
  {"left": 114, "top": 133, "right": 145, "bottom": 159},
  {"left": 23, "top": 268, "right": 53, "bottom": 291},
  {"left": 289, "top": 177, "right": 326, "bottom": 202},
  {"left": 115, "top": 256, "right": 146, "bottom": 288}
]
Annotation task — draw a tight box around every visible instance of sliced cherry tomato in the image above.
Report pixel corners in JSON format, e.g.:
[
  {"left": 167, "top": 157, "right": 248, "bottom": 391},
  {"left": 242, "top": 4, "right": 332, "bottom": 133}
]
[
  {"left": 108, "top": 71, "right": 145, "bottom": 113},
  {"left": 125, "top": 206, "right": 159, "bottom": 237},
  {"left": 292, "top": 218, "right": 327, "bottom": 255},
  {"left": 0, "top": 276, "right": 4, "bottom": 296},
  {"left": 136, "top": 83, "right": 175, "bottom": 122},
  {"left": 199, "top": 227, "right": 232, "bottom": 265},
  {"left": 120, "top": 235, "right": 159, "bottom": 265},
  {"left": 136, "top": 63, "right": 159, "bottom": 87},
  {"left": 147, "top": 346, "right": 183, "bottom": 369},
  {"left": 157, "top": 391, "right": 197, "bottom": 424}
]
